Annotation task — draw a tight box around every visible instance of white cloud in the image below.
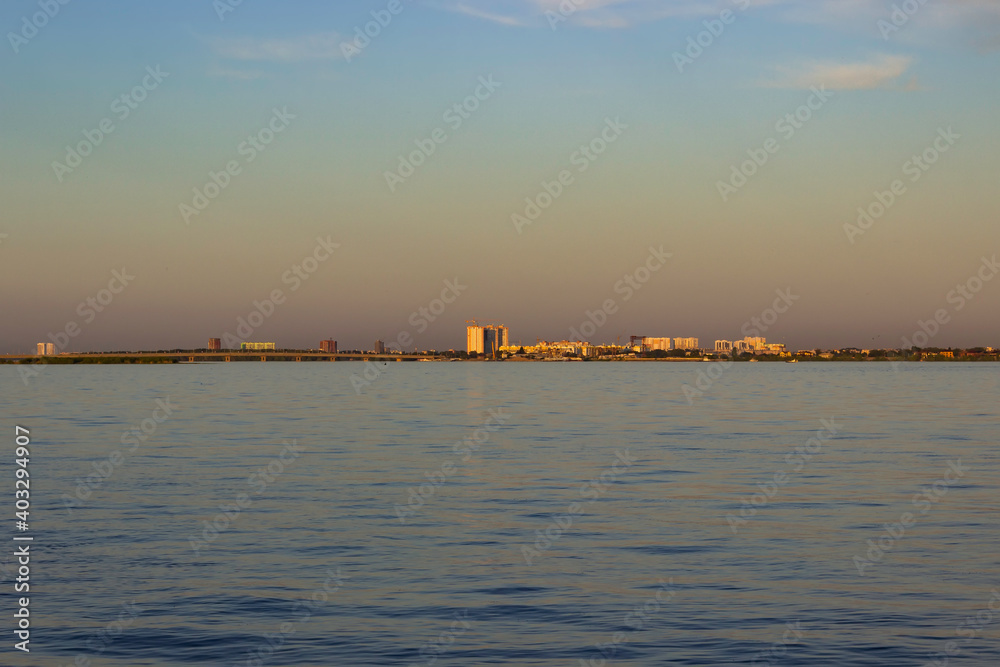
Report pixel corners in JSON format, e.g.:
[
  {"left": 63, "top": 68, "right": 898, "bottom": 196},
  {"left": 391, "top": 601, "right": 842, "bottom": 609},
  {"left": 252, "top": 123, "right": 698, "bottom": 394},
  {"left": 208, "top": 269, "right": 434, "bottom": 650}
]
[
  {"left": 209, "top": 33, "right": 344, "bottom": 63},
  {"left": 440, "top": 0, "right": 747, "bottom": 29},
  {"left": 762, "top": 54, "right": 916, "bottom": 90},
  {"left": 442, "top": 0, "right": 1000, "bottom": 39},
  {"left": 454, "top": 3, "right": 524, "bottom": 26}
]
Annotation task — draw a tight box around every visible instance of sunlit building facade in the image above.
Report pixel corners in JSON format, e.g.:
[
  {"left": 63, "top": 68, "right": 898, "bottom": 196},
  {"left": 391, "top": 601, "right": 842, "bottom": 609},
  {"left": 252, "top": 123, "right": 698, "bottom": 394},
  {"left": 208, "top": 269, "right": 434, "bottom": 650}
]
[
  {"left": 467, "top": 324, "right": 509, "bottom": 355},
  {"left": 241, "top": 342, "right": 276, "bottom": 351},
  {"left": 641, "top": 337, "right": 673, "bottom": 352},
  {"left": 674, "top": 337, "right": 700, "bottom": 351}
]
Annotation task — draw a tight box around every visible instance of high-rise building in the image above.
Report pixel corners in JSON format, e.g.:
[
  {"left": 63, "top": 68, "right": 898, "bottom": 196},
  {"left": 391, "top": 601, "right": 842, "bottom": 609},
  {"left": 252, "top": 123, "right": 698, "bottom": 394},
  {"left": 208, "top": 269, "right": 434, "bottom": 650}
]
[
  {"left": 642, "top": 337, "right": 672, "bottom": 352},
  {"left": 733, "top": 337, "right": 766, "bottom": 353},
  {"left": 715, "top": 340, "right": 732, "bottom": 353},
  {"left": 467, "top": 324, "right": 509, "bottom": 355},
  {"left": 320, "top": 340, "right": 337, "bottom": 354},
  {"left": 36, "top": 343, "right": 46, "bottom": 356},
  {"left": 484, "top": 328, "right": 499, "bottom": 355},
  {"left": 496, "top": 326, "right": 509, "bottom": 348},
  {"left": 375, "top": 340, "right": 385, "bottom": 354},
  {"left": 674, "top": 337, "right": 700, "bottom": 351},
  {"left": 467, "top": 326, "right": 486, "bottom": 354},
  {"left": 46, "top": 343, "right": 55, "bottom": 356},
  {"left": 208, "top": 338, "right": 222, "bottom": 351}
]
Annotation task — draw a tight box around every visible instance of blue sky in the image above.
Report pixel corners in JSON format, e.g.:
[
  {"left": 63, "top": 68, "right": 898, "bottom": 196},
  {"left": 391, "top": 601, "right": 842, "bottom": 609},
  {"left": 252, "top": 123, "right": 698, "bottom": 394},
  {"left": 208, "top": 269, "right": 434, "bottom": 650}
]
[{"left": 1, "top": 0, "right": 998, "bottom": 353}]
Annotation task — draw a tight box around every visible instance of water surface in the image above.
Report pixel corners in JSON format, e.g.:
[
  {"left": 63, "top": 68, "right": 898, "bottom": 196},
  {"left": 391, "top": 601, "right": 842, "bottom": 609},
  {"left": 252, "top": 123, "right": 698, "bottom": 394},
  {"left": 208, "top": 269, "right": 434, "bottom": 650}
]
[{"left": 2, "top": 363, "right": 998, "bottom": 666}]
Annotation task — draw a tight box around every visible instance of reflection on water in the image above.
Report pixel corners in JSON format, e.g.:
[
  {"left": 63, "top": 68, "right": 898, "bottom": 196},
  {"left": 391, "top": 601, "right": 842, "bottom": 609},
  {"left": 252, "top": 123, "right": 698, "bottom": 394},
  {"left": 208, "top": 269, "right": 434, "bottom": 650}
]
[{"left": 2, "top": 362, "right": 998, "bottom": 666}]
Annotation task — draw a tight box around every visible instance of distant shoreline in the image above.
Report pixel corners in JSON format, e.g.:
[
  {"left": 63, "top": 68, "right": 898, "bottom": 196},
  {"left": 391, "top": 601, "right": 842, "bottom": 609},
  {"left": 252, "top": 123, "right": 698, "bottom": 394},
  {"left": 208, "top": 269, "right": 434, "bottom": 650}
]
[{"left": 1, "top": 352, "right": 996, "bottom": 365}]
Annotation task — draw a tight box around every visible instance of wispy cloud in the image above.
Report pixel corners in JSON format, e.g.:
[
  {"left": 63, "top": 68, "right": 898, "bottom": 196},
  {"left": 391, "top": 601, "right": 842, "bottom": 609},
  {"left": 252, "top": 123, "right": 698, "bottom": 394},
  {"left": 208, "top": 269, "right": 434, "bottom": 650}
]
[
  {"left": 454, "top": 3, "right": 524, "bottom": 26},
  {"left": 761, "top": 54, "right": 916, "bottom": 91},
  {"left": 443, "top": 0, "right": 1000, "bottom": 40},
  {"left": 439, "top": 0, "right": 739, "bottom": 29},
  {"left": 209, "top": 33, "right": 344, "bottom": 63}
]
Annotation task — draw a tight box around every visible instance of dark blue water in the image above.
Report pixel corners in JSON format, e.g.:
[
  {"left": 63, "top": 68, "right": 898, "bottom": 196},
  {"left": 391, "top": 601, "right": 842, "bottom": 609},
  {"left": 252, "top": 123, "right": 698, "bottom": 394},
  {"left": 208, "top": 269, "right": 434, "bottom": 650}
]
[{"left": 2, "top": 362, "right": 998, "bottom": 666}]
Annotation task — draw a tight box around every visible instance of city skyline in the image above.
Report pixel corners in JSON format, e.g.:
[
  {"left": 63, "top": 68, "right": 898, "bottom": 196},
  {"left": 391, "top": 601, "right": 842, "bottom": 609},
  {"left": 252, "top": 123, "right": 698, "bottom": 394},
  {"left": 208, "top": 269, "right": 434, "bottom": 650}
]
[
  {"left": 16, "top": 324, "right": 997, "bottom": 359},
  {"left": 2, "top": 1, "right": 999, "bottom": 354}
]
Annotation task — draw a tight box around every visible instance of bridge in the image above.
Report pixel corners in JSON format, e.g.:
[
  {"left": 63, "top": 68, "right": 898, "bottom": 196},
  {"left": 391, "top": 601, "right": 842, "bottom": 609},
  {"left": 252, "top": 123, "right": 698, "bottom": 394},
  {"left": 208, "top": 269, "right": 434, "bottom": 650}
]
[{"left": 0, "top": 352, "right": 443, "bottom": 363}]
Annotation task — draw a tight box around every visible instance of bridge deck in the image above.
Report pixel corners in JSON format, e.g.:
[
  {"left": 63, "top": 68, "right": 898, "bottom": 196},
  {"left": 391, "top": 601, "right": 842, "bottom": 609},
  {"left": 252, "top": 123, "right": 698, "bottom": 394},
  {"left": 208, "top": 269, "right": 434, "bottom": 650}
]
[{"left": 1, "top": 352, "right": 440, "bottom": 362}]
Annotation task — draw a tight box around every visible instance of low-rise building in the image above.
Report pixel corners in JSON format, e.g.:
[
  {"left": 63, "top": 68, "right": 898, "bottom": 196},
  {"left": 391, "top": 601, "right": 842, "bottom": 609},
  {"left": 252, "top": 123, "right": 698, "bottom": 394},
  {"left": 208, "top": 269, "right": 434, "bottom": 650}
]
[{"left": 241, "top": 342, "right": 276, "bottom": 351}]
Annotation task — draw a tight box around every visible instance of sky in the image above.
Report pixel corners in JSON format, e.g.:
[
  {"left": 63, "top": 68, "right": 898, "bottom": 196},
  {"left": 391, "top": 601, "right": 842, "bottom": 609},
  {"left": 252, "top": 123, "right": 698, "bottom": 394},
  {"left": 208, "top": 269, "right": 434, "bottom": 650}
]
[{"left": 1, "top": 0, "right": 998, "bottom": 354}]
